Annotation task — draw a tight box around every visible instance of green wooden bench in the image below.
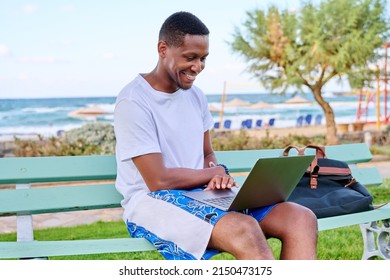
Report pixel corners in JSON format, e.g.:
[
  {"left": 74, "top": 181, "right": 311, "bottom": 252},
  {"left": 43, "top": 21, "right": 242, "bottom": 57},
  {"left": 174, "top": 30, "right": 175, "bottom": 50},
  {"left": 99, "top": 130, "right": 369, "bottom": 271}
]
[{"left": 0, "top": 143, "right": 389, "bottom": 260}]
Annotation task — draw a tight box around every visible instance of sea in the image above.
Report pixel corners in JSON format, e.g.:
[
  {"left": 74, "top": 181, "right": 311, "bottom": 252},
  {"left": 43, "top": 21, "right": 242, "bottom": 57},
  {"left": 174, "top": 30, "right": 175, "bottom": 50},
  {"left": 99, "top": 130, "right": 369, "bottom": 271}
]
[{"left": 0, "top": 92, "right": 387, "bottom": 140}]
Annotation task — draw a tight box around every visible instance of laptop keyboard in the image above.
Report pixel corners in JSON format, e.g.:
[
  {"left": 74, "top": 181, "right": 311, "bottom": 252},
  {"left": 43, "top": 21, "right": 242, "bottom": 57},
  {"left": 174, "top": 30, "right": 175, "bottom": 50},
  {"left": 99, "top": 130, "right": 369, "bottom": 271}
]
[{"left": 204, "top": 196, "right": 234, "bottom": 208}]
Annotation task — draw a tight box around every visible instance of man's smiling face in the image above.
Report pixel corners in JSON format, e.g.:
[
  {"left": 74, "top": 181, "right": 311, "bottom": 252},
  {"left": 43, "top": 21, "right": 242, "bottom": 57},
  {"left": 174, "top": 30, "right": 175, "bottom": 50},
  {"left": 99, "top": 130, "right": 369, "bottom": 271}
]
[{"left": 161, "top": 34, "right": 209, "bottom": 91}]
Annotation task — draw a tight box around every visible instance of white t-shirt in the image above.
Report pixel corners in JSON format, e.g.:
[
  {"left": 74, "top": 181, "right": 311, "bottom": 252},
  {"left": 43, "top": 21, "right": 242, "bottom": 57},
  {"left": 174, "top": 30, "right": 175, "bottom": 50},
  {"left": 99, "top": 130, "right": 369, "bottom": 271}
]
[{"left": 114, "top": 74, "right": 214, "bottom": 213}]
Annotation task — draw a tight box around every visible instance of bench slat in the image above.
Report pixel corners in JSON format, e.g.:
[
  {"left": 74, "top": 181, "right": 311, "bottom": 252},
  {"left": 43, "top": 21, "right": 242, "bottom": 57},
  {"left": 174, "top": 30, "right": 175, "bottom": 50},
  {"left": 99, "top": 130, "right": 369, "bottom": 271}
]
[
  {"left": 216, "top": 143, "right": 373, "bottom": 172},
  {"left": 0, "top": 155, "right": 117, "bottom": 184},
  {"left": 324, "top": 143, "right": 373, "bottom": 163},
  {"left": 318, "top": 204, "right": 390, "bottom": 231},
  {"left": 233, "top": 166, "right": 382, "bottom": 187},
  {"left": 0, "top": 168, "right": 381, "bottom": 216},
  {"left": 0, "top": 184, "right": 122, "bottom": 216},
  {"left": 0, "top": 238, "right": 155, "bottom": 259},
  {"left": 0, "top": 143, "right": 372, "bottom": 184},
  {"left": 349, "top": 166, "right": 383, "bottom": 187},
  {"left": 1, "top": 206, "right": 389, "bottom": 259}
]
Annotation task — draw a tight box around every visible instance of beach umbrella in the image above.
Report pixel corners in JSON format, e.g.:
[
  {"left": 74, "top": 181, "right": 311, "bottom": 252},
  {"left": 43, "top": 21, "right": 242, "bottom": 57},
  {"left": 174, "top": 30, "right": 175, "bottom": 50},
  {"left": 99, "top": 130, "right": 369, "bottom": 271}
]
[
  {"left": 284, "top": 96, "right": 311, "bottom": 104},
  {"left": 208, "top": 104, "right": 221, "bottom": 112},
  {"left": 283, "top": 96, "right": 312, "bottom": 123},
  {"left": 225, "top": 97, "right": 251, "bottom": 107},
  {"left": 68, "top": 105, "right": 108, "bottom": 118},
  {"left": 250, "top": 101, "right": 272, "bottom": 109}
]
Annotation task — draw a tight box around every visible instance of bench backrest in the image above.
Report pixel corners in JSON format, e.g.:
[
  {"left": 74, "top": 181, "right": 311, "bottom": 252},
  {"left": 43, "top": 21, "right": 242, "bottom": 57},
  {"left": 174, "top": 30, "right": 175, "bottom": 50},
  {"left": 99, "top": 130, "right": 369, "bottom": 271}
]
[
  {"left": 0, "top": 143, "right": 382, "bottom": 217},
  {"left": 215, "top": 143, "right": 373, "bottom": 172},
  {"left": 0, "top": 143, "right": 374, "bottom": 184}
]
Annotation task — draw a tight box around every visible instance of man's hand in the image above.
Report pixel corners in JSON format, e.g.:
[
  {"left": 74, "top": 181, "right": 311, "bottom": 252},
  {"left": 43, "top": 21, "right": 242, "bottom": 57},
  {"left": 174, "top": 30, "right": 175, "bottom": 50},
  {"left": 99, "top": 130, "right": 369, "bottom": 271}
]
[{"left": 205, "top": 162, "right": 239, "bottom": 190}]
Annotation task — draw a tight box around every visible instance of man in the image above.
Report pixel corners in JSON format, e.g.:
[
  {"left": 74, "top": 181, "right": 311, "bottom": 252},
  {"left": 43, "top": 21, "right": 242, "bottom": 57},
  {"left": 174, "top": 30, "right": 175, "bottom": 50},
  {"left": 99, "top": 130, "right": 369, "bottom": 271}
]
[{"left": 114, "top": 11, "right": 317, "bottom": 260}]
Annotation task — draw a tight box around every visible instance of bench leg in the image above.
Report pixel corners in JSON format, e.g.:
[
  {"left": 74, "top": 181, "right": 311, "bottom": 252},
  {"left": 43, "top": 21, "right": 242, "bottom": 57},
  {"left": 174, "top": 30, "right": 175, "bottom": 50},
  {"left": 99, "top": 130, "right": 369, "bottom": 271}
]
[
  {"left": 16, "top": 184, "right": 34, "bottom": 242},
  {"left": 360, "top": 220, "right": 390, "bottom": 260},
  {"left": 16, "top": 184, "right": 48, "bottom": 260},
  {"left": 16, "top": 214, "right": 34, "bottom": 242}
]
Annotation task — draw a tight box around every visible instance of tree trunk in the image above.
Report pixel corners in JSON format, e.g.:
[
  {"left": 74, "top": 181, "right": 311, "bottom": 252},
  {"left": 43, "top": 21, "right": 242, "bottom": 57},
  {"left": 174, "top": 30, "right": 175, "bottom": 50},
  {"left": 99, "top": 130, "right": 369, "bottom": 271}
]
[{"left": 312, "top": 87, "right": 338, "bottom": 145}]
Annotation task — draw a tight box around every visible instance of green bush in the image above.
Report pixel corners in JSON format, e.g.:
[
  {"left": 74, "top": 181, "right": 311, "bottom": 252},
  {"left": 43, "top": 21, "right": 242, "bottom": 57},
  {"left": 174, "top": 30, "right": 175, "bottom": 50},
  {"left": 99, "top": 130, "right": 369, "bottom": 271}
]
[
  {"left": 15, "top": 123, "right": 328, "bottom": 157},
  {"left": 15, "top": 122, "right": 390, "bottom": 157},
  {"left": 370, "top": 145, "right": 390, "bottom": 156},
  {"left": 211, "top": 129, "right": 326, "bottom": 151},
  {"left": 60, "top": 122, "right": 115, "bottom": 155},
  {"left": 14, "top": 122, "right": 116, "bottom": 157}
]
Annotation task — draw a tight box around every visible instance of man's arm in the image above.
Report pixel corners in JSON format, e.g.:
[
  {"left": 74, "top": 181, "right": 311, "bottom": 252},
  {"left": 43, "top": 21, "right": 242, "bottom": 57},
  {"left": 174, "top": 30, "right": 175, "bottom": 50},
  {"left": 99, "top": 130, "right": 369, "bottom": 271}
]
[
  {"left": 203, "top": 130, "right": 218, "bottom": 168},
  {"left": 132, "top": 130, "right": 236, "bottom": 192},
  {"left": 202, "top": 130, "right": 239, "bottom": 190},
  {"left": 133, "top": 151, "right": 223, "bottom": 192}
]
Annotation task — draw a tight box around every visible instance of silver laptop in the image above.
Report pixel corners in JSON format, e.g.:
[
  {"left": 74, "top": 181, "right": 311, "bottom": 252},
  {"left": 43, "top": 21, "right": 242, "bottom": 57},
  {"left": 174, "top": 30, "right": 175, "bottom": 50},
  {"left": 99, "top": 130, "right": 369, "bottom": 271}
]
[{"left": 184, "top": 155, "right": 314, "bottom": 211}]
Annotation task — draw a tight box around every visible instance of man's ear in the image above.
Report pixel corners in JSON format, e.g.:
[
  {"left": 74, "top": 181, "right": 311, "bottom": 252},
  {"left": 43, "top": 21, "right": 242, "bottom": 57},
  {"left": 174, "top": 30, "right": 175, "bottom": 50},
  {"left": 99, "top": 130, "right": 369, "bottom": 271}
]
[{"left": 157, "top": 41, "right": 168, "bottom": 58}]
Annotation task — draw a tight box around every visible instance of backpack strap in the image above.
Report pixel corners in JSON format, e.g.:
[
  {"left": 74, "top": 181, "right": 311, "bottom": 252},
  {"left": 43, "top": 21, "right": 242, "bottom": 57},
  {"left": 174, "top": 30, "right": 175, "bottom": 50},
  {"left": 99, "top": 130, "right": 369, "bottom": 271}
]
[
  {"left": 301, "top": 144, "right": 326, "bottom": 159},
  {"left": 282, "top": 145, "right": 303, "bottom": 156},
  {"left": 301, "top": 145, "right": 326, "bottom": 189},
  {"left": 283, "top": 144, "right": 328, "bottom": 189}
]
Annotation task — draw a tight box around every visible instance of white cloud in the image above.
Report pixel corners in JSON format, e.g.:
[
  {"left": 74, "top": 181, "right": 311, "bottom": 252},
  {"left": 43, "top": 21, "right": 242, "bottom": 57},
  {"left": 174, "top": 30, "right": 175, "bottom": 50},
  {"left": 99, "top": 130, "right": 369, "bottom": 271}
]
[
  {"left": 21, "top": 4, "right": 38, "bottom": 14},
  {"left": 0, "top": 73, "right": 29, "bottom": 82},
  {"left": 17, "top": 73, "right": 29, "bottom": 81},
  {"left": 61, "top": 4, "right": 76, "bottom": 12},
  {"left": 0, "top": 44, "right": 11, "bottom": 57},
  {"left": 102, "top": 52, "right": 114, "bottom": 60},
  {"left": 18, "top": 55, "right": 67, "bottom": 64}
]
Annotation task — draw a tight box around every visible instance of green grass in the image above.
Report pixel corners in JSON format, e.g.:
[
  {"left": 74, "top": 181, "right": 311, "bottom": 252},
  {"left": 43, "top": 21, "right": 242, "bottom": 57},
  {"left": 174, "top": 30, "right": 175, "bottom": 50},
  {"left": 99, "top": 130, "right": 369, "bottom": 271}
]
[{"left": 1, "top": 179, "right": 389, "bottom": 260}]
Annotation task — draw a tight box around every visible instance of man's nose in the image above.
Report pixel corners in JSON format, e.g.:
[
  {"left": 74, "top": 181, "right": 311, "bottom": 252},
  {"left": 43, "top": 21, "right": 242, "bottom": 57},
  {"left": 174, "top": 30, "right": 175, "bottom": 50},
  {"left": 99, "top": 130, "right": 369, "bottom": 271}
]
[{"left": 191, "top": 59, "right": 204, "bottom": 73}]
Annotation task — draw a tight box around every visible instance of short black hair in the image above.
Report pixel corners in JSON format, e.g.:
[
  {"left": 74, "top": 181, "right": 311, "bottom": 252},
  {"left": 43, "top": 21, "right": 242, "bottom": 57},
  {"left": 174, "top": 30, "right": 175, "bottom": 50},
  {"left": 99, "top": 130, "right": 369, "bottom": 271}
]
[{"left": 159, "top": 11, "right": 209, "bottom": 47}]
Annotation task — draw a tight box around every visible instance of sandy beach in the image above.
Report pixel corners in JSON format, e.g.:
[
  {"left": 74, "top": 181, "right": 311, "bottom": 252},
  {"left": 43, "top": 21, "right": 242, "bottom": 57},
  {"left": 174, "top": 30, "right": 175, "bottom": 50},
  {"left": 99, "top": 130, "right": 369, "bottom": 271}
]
[
  {"left": 219, "top": 122, "right": 385, "bottom": 140},
  {"left": 246, "top": 124, "right": 327, "bottom": 138},
  {"left": 0, "top": 121, "right": 387, "bottom": 158}
]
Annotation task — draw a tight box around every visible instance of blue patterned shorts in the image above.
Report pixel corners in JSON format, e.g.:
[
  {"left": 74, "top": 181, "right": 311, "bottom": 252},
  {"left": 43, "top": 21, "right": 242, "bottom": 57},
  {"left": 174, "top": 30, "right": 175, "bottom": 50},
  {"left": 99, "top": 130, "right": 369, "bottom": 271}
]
[{"left": 126, "top": 188, "right": 277, "bottom": 260}]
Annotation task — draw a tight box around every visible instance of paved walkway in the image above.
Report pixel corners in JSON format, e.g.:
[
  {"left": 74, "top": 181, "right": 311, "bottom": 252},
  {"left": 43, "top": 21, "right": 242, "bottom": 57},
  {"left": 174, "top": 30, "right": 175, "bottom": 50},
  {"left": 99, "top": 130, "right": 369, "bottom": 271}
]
[
  {"left": 1, "top": 157, "right": 389, "bottom": 234},
  {"left": 0, "top": 207, "right": 124, "bottom": 234},
  {"left": 358, "top": 155, "right": 390, "bottom": 179}
]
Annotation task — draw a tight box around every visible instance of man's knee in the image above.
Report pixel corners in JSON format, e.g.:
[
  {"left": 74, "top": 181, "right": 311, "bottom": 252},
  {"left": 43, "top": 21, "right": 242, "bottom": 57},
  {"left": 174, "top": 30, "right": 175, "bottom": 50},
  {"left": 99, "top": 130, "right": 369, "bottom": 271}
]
[
  {"left": 212, "top": 212, "right": 266, "bottom": 244},
  {"left": 283, "top": 202, "right": 318, "bottom": 239},
  {"left": 262, "top": 202, "right": 317, "bottom": 238},
  {"left": 292, "top": 203, "right": 317, "bottom": 228},
  {"left": 219, "top": 212, "right": 261, "bottom": 234},
  {"left": 210, "top": 212, "right": 273, "bottom": 258}
]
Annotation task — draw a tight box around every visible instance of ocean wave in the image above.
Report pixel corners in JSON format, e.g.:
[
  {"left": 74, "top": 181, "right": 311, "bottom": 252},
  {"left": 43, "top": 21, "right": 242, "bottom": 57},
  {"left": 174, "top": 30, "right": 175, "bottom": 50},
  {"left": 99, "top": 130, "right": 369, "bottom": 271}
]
[
  {"left": 21, "top": 107, "right": 75, "bottom": 113},
  {"left": 85, "top": 102, "right": 115, "bottom": 113},
  {"left": 1, "top": 95, "right": 387, "bottom": 140},
  {"left": 0, "top": 123, "right": 84, "bottom": 140}
]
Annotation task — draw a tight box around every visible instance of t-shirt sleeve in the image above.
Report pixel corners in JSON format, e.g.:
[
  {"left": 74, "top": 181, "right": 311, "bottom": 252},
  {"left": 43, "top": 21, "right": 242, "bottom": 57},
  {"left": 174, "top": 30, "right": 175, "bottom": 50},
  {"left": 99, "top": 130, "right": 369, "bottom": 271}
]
[
  {"left": 199, "top": 89, "right": 214, "bottom": 132},
  {"left": 114, "top": 98, "right": 161, "bottom": 161}
]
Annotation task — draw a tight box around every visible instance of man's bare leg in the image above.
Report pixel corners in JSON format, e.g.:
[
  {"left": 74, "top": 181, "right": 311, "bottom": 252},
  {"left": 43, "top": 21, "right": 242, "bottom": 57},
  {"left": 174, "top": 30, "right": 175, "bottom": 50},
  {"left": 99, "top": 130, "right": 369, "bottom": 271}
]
[
  {"left": 260, "top": 202, "right": 318, "bottom": 259},
  {"left": 208, "top": 212, "right": 275, "bottom": 259}
]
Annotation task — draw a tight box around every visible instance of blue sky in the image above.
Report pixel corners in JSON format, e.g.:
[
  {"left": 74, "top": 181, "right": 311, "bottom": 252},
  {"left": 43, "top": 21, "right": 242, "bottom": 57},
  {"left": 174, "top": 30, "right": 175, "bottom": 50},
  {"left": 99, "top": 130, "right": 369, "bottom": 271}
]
[{"left": 1, "top": 0, "right": 389, "bottom": 99}]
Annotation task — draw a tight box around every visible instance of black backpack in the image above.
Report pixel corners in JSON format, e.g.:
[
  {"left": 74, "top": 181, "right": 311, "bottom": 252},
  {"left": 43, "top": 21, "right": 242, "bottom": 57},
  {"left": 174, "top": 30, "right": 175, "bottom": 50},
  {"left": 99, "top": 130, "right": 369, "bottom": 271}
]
[{"left": 284, "top": 145, "right": 374, "bottom": 218}]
